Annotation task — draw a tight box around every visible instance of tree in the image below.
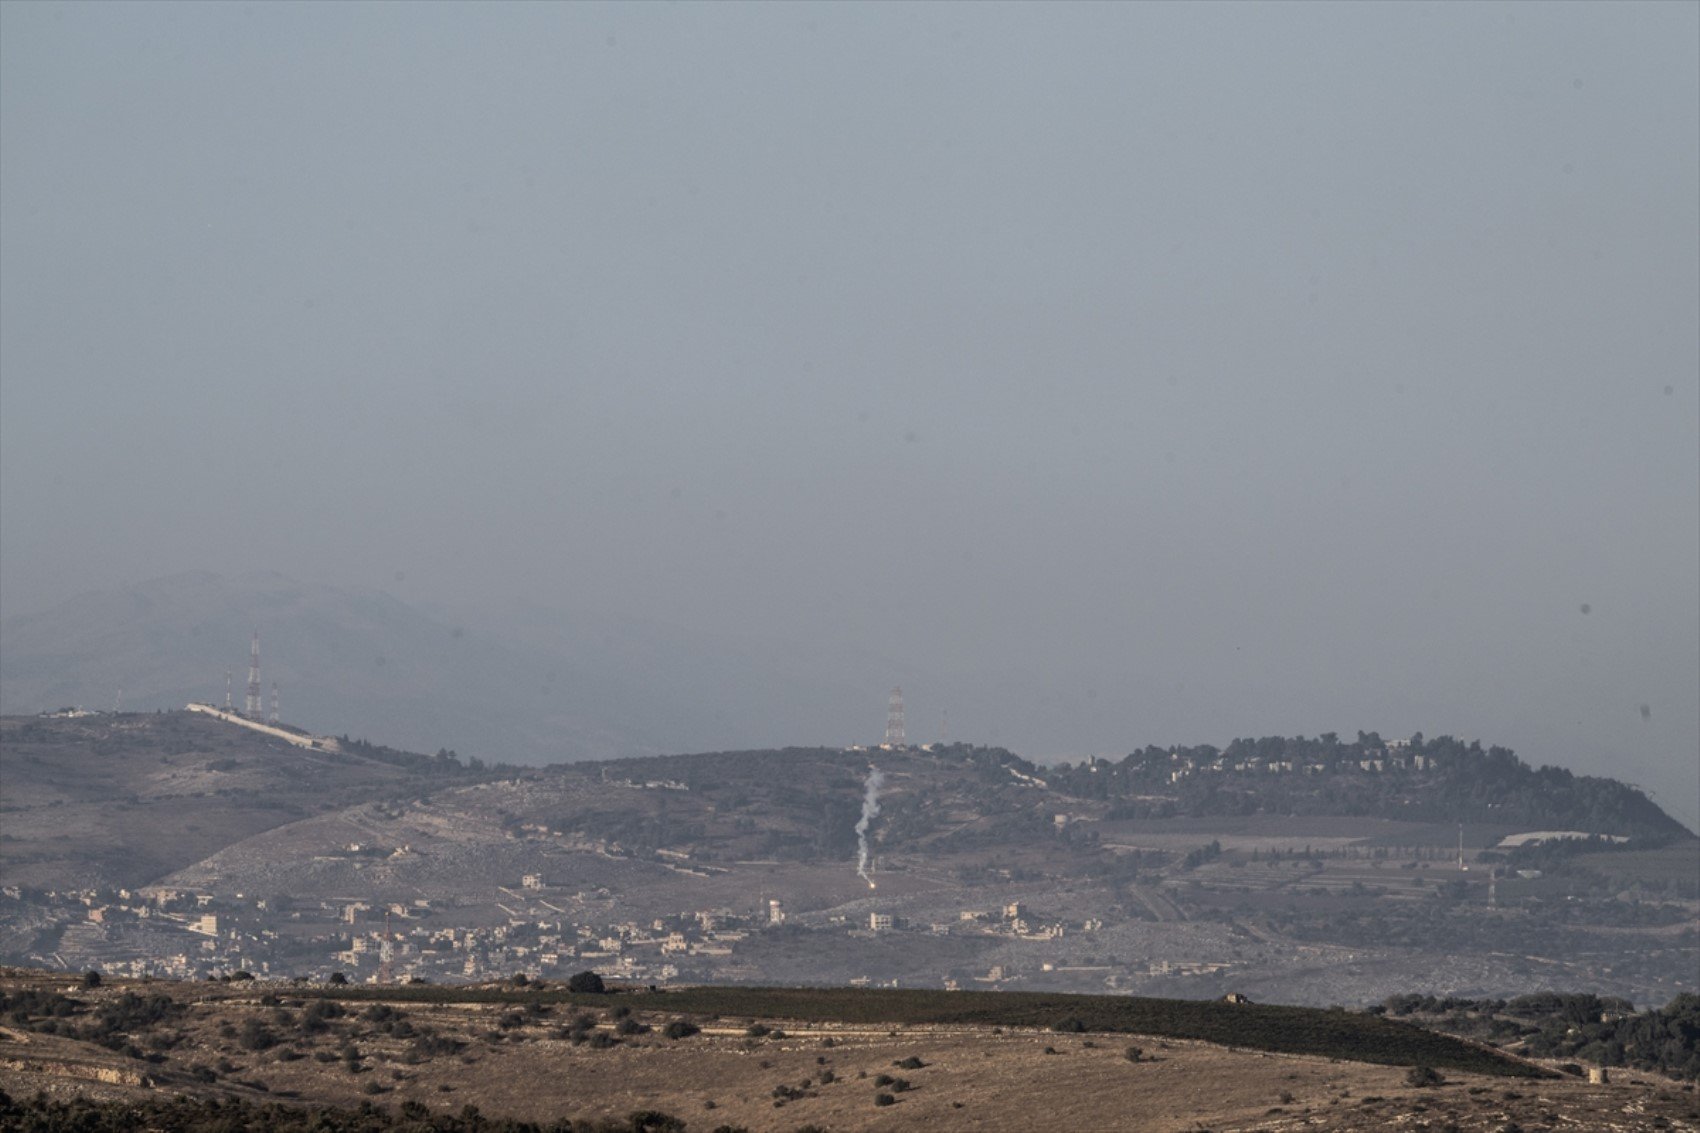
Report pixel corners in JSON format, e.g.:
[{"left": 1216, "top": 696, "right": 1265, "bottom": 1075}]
[
  {"left": 568, "top": 970, "right": 606, "bottom": 994},
  {"left": 327, "top": 971, "right": 348, "bottom": 986}
]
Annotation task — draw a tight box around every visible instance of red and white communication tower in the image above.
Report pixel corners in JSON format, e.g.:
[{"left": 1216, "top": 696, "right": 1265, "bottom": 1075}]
[
  {"left": 245, "top": 632, "right": 262, "bottom": 719},
  {"left": 883, "top": 686, "right": 905, "bottom": 749}
]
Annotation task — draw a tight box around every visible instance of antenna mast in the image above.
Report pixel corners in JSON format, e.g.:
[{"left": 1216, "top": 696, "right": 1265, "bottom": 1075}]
[
  {"left": 245, "top": 632, "right": 262, "bottom": 719},
  {"left": 270, "top": 682, "right": 280, "bottom": 725},
  {"left": 225, "top": 670, "right": 233, "bottom": 710},
  {"left": 884, "top": 687, "right": 905, "bottom": 749}
]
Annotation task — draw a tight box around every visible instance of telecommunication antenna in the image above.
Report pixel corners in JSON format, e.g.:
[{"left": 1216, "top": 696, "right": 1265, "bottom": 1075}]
[
  {"left": 1457, "top": 823, "right": 1468, "bottom": 872},
  {"left": 225, "top": 670, "right": 233, "bottom": 710},
  {"left": 884, "top": 687, "right": 905, "bottom": 749},
  {"left": 270, "top": 682, "right": 280, "bottom": 725},
  {"left": 113, "top": 688, "right": 123, "bottom": 713},
  {"left": 245, "top": 631, "right": 262, "bottom": 719}
]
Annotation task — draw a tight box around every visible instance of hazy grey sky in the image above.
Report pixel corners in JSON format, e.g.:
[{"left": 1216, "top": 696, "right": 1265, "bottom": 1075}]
[{"left": 3, "top": 2, "right": 1696, "bottom": 819}]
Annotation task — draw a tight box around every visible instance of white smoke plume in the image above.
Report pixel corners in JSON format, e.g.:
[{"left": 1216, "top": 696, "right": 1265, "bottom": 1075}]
[{"left": 855, "top": 765, "right": 884, "bottom": 888}]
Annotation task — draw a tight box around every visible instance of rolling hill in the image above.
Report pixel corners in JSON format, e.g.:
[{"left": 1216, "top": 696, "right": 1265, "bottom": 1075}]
[{"left": 3, "top": 711, "right": 1693, "bottom": 1009}]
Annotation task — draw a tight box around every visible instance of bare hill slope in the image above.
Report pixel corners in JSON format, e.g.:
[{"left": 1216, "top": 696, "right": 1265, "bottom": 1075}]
[{"left": 0, "top": 711, "right": 482, "bottom": 889}]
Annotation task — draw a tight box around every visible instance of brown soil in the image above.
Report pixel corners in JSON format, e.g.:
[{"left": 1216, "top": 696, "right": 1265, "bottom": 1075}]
[{"left": 1, "top": 972, "right": 1695, "bottom": 1131}]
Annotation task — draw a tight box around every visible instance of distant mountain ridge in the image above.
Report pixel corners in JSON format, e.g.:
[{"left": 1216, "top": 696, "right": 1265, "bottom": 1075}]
[
  {"left": 0, "top": 571, "right": 917, "bottom": 765},
  {"left": 0, "top": 571, "right": 662, "bottom": 764},
  {"left": 4, "top": 573, "right": 1689, "bottom": 839}
]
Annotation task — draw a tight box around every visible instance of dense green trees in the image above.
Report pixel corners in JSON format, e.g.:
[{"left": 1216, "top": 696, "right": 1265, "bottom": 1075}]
[
  {"left": 1044, "top": 734, "right": 1689, "bottom": 839},
  {"left": 1383, "top": 992, "right": 1700, "bottom": 1080}
]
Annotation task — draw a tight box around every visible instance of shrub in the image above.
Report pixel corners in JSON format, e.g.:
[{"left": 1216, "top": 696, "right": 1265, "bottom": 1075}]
[
  {"left": 81, "top": 971, "right": 102, "bottom": 989},
  {"left": 1124, "top": 1046, "right": 1145, "bottom": 1062},
  {"left": 1052, "top": 1018, "right": 1087, "bottom": 1033},
  {"left": 301, "top": 999, "right": 343, "bottom": 1034},
  {"left": 874, "top": 1093, "right": 896, "bottom": 1106},
  {"left": 746, "top": 1023, "right": 772, "bottom": 1038},
  {"left": 1407, "top": 1065, "right": 1446, "bottom": 1088},
  {"left": 238, "top": 1019, "right": 278, "bottom": 1051},
  {"left": 567, "top": 971, "right": 606, "bottom": 994},
  {"left": 409, "top": 1033, "right": 464, "bottom": 1059},
  {"left": 663, "top": 1020, "right": 701, "bottom": 1040},
  {"left": 616, "top": 1017, "right": 651, "bottom": 1036},
  {"left": 894, "top": 1056, "right": 927, "bottom": 1069}
]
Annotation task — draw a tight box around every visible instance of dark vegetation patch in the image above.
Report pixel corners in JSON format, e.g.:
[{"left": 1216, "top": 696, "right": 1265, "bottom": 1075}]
[
  {"left": 296, "top": 984, "right": 1547, "bottom": 1078},
  {"left": 1382, "top": 991, "right": 1700, "bottom": 1081},
  {"left": 0, "top": 1089, "right": 690, "bottom": 1132},
  {"left": 0, "top": 988, "right": 184, "bottom": 1058}
]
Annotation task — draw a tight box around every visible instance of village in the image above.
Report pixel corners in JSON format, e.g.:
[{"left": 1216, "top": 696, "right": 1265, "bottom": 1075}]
[{"left": 0, "top": 877, "right": 1116, "bottom": 992}]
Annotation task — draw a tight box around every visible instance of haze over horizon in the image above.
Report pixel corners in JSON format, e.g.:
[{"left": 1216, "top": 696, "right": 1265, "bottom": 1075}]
[{"left": 2, "top": 4, "right": 1696, "bottom": 825}]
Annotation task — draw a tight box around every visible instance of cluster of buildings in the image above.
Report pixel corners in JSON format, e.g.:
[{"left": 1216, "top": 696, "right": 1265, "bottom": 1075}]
[
  {"left": 4, "top": 877, "right": 1093, "bottom": 989},
  {"left": 1161, "top": 745, "right": 1435, "bottom": 784}
]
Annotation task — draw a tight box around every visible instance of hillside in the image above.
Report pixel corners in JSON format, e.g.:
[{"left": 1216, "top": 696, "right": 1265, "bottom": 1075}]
[
  {"left": 4, "top": 969, "right": 1697, "bottom": 1132},
  {"left": 4, "top": 713, "right": 1691, "bottom": 1008},
  {"left": 0, "top": 711, "right": 492, "bottom": 890}
]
